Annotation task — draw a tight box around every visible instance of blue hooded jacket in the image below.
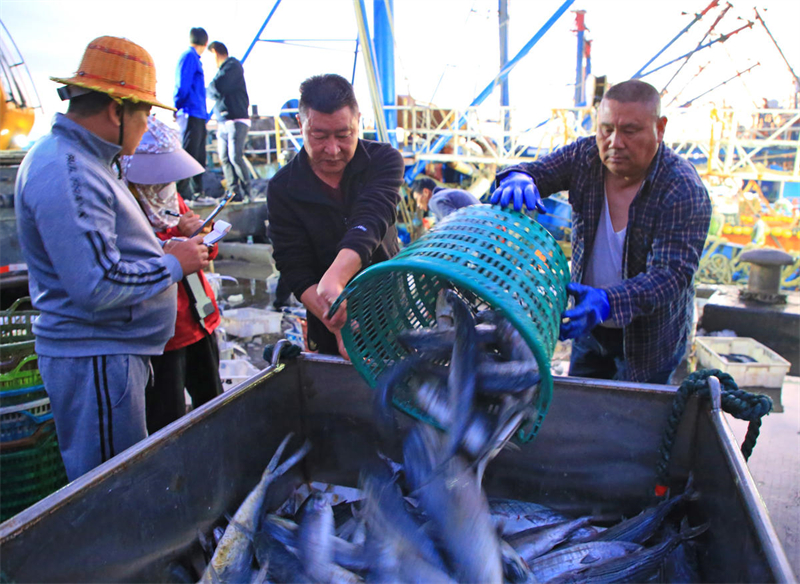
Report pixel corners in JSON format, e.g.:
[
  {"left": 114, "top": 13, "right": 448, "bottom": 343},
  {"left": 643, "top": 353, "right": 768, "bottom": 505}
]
[{"left": 174, "top": 47, "right": 209, "bottom": 119}]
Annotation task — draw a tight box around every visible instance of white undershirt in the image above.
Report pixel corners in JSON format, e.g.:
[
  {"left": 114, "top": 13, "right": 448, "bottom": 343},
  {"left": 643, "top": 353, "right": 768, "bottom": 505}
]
[{"left": 583, "top": 191, "right": 626, "bottom": 328}]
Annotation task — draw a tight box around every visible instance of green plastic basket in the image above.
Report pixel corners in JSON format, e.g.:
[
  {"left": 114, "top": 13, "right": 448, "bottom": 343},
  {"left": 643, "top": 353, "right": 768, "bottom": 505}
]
[
  {"left": 0, "top": 421, "right": 68, "bottom": 522},
  {"left": 333, "top": 205, "right": 569, "bottom": 442},
  {"left": 0, "top": 297, "right": 38, "bottom": 346},
  {"left": 0, "top": 299, "right": 42, "bottom": 394},
  {"left": 0, "top": 353, "right": 42, "bottom": 393}
]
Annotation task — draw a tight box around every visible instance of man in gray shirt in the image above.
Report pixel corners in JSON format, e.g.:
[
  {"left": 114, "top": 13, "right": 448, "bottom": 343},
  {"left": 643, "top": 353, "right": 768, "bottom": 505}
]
[{"left": 411, "top": 176, "right": 481, "bottom": 221}]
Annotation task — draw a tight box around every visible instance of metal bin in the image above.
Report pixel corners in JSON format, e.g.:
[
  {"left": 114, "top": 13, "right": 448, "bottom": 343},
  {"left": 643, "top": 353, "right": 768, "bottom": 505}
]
[{"left": 0, "top": 354, "right": 794, "bottom": 583}]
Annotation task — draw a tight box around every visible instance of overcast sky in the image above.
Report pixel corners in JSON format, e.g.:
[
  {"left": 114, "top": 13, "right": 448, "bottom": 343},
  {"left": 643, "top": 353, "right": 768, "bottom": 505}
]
[{"left": 2, "top": 0, "right": 799, "bottom": 142}]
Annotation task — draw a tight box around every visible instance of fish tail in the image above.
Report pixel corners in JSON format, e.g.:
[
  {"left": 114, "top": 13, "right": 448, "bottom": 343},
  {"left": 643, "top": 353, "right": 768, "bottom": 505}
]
[
  {"left": 271, "top": 439, "right": 312, "bottom": 479},
  {"left": 679, "top": 521, "right": 709, "bottom": 541},
  {"left": 266, "top": 433, "right": 294, "bottom": 474}
]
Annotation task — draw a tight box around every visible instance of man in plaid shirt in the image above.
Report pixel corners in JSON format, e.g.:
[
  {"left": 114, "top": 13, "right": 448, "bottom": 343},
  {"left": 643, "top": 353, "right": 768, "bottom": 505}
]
[{"left": 492, "top": 80, "right": 711, "bottom": 383}]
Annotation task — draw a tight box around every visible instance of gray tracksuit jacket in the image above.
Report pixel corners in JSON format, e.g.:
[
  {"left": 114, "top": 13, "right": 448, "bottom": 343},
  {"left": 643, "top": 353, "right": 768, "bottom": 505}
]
[{"left": 15, "top": 114, "right": 183, "bottom": 357}]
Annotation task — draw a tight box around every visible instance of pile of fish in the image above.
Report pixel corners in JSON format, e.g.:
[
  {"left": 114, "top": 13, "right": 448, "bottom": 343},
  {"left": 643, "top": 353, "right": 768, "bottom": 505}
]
[
  {"left": 377, "top": 289, "right": 544, "bottom": 479},
  {"left": 194, "top": 290, "right": 707, "bottom": 583}
]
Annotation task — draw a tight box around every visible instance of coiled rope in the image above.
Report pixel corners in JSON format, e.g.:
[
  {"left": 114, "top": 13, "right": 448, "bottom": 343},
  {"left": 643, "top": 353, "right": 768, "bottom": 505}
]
[{"left": 654, "top": 369, "right": 772, "bottom": 495}]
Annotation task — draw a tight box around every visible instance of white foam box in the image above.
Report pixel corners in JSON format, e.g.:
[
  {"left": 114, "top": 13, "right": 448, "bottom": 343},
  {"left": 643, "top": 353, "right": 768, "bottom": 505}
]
[
  {"left": 695, "top": 337, "right": 791, "bottom": 389},
  {"left": 218, "top": 359, "right": 261, "bottom": 390},
  {"left": 220, "top": 308, "right": 283, "bottom": 338}
]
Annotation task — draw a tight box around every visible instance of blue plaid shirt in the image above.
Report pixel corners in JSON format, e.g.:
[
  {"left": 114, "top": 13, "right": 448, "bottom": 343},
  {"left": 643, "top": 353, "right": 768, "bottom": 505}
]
[{"left": 500, "top": 137, "right": 711, "bottom": 382}]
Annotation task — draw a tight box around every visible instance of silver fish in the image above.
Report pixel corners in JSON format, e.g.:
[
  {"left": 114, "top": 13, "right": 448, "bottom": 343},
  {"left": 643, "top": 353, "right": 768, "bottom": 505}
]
[
  {"left": 442, "top": 290, "right": 479, "bottom": 461},
  {"left": 361, "top": 466, "right": 447, "bottom": 572},
  {"left": 509, "top": 517, "right": 594, "bottom": 562},
  {"left": 397, "top": 323, "right": 497, "bottom": 358},
  {"left": 435, "top": 288, "right": 455, "bottom": 329},
  {"left": 403, "top": 425, "right": 503, "bottom": 584},
  {"left": 200, "top": 434, "right": 311, "bottom": 584},
  {"left": 489, "top": 498, "right": 572, "bottom": 536},
  {"left": 529, "top": 541, "right": 643, "bottom": 582},
  {"left": 262, "top": 513, "right": 370, "bottom": 573},
  {"left": 551, "top": 523, "right": 708, "bottom": 584},
  {"left": 500, "top": 540, "right": 533, "bottom": 583}
]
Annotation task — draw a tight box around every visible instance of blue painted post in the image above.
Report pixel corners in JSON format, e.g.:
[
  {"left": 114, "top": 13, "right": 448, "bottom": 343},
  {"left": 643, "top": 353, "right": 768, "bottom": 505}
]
[
  {"left": 499, "top": 0, "right": 510, "bottom": 152},
  {"left": 573, "top": 10, "right": 586, "bottom": 107},
  {"left": 374, "top": 0, "right": 397, "bottom": 147}
]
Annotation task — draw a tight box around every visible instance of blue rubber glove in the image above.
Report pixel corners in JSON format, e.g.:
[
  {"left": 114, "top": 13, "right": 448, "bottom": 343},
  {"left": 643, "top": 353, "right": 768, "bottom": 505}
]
[
  {"left": 489, "top": 171, "right": 546, "bottom": 213},
  {"left": 559, "top": 283, "right": 611, "bottom": 341}
]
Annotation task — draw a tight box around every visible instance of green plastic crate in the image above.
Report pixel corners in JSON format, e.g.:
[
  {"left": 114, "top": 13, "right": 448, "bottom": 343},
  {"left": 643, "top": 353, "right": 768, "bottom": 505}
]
[
  {"left": 0, "top": 297, "right": 38, "bottom": 346},
  {"left": 0, "top": 353, "right": 42, "bottom": 393},
  {"left": 1, "top": 298, "right": 42, "bottom": 394},
  {"left": 332, "top": 205, "right": 569, "bottom": 443},
  {"left": 0, "top": 421, "right": 68, "bottom": 522}
]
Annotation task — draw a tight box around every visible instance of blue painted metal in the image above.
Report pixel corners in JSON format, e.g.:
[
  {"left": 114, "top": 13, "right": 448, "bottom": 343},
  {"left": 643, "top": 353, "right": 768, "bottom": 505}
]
[
  {"left": 662, "top": 2, "right": 732, "bottom": 99},
  {"left": 573, "top": 10, "right": 586, "bottom": 107},
  {"left": 631, "top": 0, "right": 719, "bottom": 79},
  {"left": 351, "top": 37, "right": 360, "bottom": 85},
  {"left": 241, "top": 0, "right": 283, "bottom": 64},
  {"left": 638, "top": 21, "right": 753, "bottom": 79},
  {"left": 405, "top": 0, "right": 575, "bottom": 183},
  {"left": 499, "top": 0, "right": 510, "bottom": 151},
  {"left": 374, "top": 0, "right": 397, "bottom": 147},
  {"left": 585, "top": 40, "right": 591, "bottom": 80},
  {"left": 354, "top": 0, "right": 390, "bottom": 143}
]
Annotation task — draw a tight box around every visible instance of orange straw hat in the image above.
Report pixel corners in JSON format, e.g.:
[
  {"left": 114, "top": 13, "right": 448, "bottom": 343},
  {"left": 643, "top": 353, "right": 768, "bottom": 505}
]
[{"left": 51, "top": 36, "right": 175, "bottom": 111}]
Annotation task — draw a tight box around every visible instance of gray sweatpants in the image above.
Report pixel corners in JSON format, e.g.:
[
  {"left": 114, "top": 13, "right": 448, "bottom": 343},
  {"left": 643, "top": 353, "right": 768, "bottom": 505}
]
[
  {"left": 38, "top": 354, "right": 150, "bottom": 481},
  {"left": 217, "top": 120, "right": 251, "bottom": 196}
]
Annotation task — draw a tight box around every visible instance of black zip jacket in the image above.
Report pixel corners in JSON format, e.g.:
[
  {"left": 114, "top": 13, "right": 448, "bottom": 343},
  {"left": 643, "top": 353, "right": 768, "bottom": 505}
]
[
  {"left": 267, "top": 139, "right": 403, "bottom": 354},
  {"left": 207, "top": 57, "right": 249, "bottom": 121}
]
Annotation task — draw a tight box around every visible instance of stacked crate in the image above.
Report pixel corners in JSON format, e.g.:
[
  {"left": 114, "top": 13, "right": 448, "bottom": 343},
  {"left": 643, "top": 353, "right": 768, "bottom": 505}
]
[{"left": 0, "top": 297, "right": 68, "bottom": 522}]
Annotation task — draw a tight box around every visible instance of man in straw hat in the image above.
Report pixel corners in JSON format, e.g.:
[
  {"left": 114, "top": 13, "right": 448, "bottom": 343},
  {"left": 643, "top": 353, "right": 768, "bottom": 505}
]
[{"left": 15, "top": 36, "right": 210, "bottom": 480}]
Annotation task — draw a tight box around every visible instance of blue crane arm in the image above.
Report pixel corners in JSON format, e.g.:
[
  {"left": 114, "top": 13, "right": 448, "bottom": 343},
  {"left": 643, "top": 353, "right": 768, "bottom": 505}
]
[
  {"left": 404, "top": 0, "right": 575, "bottom": 184},
  {"left": 631, "top": 0, "right": 719, "bottom": 80}
]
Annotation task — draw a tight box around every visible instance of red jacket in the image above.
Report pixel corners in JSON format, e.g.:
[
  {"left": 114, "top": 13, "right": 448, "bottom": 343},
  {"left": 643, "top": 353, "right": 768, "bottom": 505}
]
[{"left": 156, "top": 196, "right": 221, "bottom": 351}]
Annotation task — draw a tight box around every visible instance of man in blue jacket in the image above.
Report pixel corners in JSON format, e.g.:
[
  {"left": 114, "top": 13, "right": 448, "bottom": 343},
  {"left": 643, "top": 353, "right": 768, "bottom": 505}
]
[
  {"left": 207, "top": 41, "right": 251, "bottom": 202},
  {"left": 17, "top": 37, "right": 210, "bottom": 480},
  {"left": 174, "top": 27, "right": 210, "bottom": 200}
]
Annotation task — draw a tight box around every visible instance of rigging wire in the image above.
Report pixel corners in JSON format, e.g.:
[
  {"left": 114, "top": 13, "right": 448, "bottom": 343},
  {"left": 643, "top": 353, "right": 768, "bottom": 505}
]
[
  {"left": 720, "top": 42, "right": 759, "bottom": 107},
  {"left": 666, "top": 60, "right": 711, "bottom": 108},
  {"left": 429, "top": 3, "right": 483, "bottom": 104},
  {"left": 661, "top": 2, "right": 732, "bottom": 98}
]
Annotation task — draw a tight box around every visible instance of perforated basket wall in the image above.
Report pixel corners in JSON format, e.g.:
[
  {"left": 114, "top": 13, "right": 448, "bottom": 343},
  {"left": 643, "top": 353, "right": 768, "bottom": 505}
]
[{"left": 334, "top": 205, "right": 569, "bottom": 442}]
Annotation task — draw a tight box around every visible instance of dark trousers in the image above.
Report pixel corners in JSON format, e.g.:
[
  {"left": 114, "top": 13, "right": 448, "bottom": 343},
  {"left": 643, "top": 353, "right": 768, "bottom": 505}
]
[
  {"left": 177, "top": 116, "right": 207, "bottom": 199},
  {"left": 569, "top": 326, "right": 673, "bottom": 384},
  {"left": 307, "top": 314, "right": 339, "bottom": 356},
  {"left": 145, "top": 333, "right": 223, "bottom": 433},
  {"left": 218, "top": 121, "right": 251, "bottom": 196},
  {"left": 273, "top": 275, "right": 292, "bottom": 308}
]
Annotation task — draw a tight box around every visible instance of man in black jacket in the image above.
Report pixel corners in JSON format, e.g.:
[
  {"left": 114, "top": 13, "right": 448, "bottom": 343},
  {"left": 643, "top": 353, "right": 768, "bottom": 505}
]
[
  {"left": 268, "top": 74, "right": 404, "bottom": 357},
  {"left": 207, "top": 41, "right": 251, "bottom": 201}
]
